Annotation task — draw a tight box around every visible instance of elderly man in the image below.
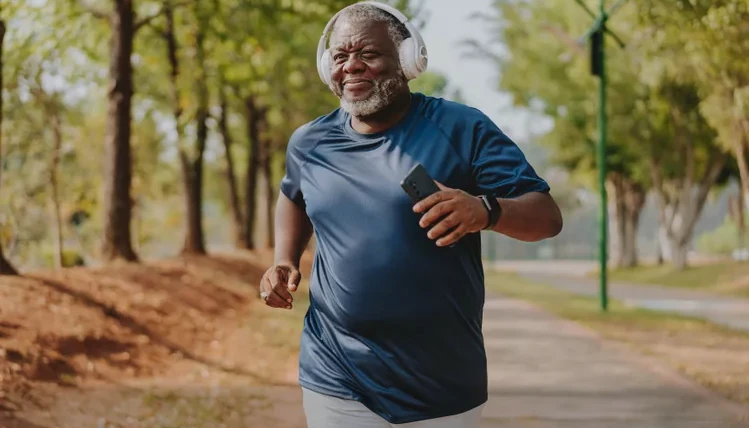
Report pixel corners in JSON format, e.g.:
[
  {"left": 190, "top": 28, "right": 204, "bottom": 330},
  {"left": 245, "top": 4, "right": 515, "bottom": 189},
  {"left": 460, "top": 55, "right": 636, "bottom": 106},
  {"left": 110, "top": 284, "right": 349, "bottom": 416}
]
[{"left": 259, "top": 1, "right": 563, "bottom": 427}]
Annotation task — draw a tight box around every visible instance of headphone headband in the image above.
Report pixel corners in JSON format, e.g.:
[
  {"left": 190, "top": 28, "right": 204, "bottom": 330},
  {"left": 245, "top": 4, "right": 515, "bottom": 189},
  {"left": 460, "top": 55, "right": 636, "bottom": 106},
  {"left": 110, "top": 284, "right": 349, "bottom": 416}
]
[{"left": 316, "top": 1, "right": 428, "bottom": 85}]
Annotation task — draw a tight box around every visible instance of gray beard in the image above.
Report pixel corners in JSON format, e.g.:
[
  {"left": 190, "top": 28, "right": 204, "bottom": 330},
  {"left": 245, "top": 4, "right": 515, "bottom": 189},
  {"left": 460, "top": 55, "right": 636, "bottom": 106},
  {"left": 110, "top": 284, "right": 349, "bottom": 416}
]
[{"left": 332, "top": 72, "right": 408, "bottom": 118}]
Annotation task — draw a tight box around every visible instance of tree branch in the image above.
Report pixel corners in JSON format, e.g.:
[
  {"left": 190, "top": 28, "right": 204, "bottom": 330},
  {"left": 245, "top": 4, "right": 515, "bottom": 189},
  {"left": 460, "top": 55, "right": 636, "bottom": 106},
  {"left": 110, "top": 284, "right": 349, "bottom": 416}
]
[
  {"left": 135, "top": 1, "right": 191, "bottom": 31},
  {"left": 679, "top": 151, "right": 728, "bottom": 245},
  {"left": 649, "top": 155, "right": 670, "bottom": 233},
  {"left": 541, "top": 23, "right": 586, "bottom": 55},
  {"left": 77, "top": 0, "right": 110, "bottom": 20},
  {"left": 135, "top": 8, "right": 164, "bottom": 31}
]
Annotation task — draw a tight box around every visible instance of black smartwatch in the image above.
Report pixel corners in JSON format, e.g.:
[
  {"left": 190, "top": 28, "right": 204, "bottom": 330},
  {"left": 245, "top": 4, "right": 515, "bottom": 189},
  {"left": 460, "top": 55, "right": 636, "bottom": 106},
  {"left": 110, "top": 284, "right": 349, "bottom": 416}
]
[{"left": 478, "top": 195, "right": 502, "bottom": 230}]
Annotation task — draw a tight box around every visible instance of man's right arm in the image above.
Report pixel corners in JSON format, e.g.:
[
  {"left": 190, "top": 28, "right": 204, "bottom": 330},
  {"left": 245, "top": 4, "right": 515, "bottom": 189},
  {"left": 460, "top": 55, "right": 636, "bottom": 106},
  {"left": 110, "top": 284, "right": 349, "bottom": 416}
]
[
  {"left": 273, "top": 192, "right": 314, "bottom": 274},
  {"left": 258, "top": 192, "right": 313, "bottom": 309},
  {"left": 260, "top": 122, "right": 315, "bottom": 309}
]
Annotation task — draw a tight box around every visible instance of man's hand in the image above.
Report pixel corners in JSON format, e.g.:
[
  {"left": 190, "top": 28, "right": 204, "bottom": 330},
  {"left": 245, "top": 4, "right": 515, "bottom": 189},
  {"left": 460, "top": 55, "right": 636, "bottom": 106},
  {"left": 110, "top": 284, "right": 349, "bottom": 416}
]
[
  {"left": 413, "top": 182, "right": 489, "bottom": 247},
  {"left": 259, "top": 262, "right": 301, "bottom": 310}
]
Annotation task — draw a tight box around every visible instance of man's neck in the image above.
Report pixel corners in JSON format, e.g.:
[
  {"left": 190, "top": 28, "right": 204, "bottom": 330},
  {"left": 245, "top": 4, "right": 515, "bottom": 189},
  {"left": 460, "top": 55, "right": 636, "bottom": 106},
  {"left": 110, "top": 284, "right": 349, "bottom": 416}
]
[{"left": 350, "top": 92, "right": 412, "bottom": 134}]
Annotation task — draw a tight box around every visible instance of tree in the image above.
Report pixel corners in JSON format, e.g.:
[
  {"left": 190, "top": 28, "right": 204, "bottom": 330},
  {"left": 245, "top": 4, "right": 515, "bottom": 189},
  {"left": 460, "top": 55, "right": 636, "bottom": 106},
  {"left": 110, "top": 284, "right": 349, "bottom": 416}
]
[
  {"left": 638, "top": 1, "right": 749, "bottom": 218},
  {"left": 216, "top": 0, "right": 351, "bottom": 249},
  {"left": 0, "top": 16, "right": 18, "bottom": 275},
  {"left": 159, "top": 0, "right": 210, "bottom": 254},
  {"left": 465, "top": 0, "right": 650, "bottom": 267},
  {"left": 467, "top": 0, "right": 734, "bottom": 270},
  {"left": 75, "top": 0, "right": 164, "bottom": 262},
  {"left": 644, "top": 82, "right": 730, "bottom": 269},
  {"left": 31, "top": 85, "right": 67, "bottom": 268},
  {"left": 216, "top": 73, "right": 245, "bottom": 248}
]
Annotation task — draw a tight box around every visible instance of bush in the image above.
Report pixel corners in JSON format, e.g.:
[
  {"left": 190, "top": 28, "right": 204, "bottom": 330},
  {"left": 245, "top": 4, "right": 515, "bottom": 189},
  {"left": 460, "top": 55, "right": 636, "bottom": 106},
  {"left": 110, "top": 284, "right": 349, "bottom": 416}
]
[
  {"left": 41, "top": 248, "right": 86, "bottom": 268},
  {"left": 695, "top": 215, "right": 748, "bottom": 256}
]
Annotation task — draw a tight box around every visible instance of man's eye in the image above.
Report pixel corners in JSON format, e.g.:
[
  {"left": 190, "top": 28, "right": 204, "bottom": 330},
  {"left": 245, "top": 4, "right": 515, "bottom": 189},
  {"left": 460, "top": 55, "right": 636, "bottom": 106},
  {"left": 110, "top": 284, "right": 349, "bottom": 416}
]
[
  {"left": 334, "top": 54, "right": 347, "bottom": 61},
  {"left": 362, "top": 52, "right": 378, "bottom": 59}
]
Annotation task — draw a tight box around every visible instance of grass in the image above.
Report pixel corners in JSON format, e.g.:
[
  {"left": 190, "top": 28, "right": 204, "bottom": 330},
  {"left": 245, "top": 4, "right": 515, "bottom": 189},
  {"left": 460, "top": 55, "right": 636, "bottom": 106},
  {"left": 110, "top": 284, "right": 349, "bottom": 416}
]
[
  {"left": 94, "top": 287, "right": 314, "bottom": 428},
  {"left": 137, "top": 388, "right": 273, "bottom": 427},
  {"left": 486, "top": 270, "right": 749, "bottom": 406},
  {"left": 596, "top": 261, "right": 749, "bottom": 297}
]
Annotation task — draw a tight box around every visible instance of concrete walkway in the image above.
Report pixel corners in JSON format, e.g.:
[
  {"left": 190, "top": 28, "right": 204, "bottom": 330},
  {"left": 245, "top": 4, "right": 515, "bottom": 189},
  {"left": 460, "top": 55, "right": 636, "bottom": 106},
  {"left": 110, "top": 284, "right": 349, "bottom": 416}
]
[
  {"left": 480, "top": 294, "right": 749, "bottom": 427},
  {"left": 513, "top": 270, "right": 749, "bottom": 332}
]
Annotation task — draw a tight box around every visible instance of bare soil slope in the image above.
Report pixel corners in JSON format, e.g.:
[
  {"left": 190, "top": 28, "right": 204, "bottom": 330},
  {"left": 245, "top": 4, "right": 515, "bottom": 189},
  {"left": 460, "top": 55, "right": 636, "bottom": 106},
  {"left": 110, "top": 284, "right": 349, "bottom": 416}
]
[{"left": 0, "top": 250, "right": 313, "bottom": 428}]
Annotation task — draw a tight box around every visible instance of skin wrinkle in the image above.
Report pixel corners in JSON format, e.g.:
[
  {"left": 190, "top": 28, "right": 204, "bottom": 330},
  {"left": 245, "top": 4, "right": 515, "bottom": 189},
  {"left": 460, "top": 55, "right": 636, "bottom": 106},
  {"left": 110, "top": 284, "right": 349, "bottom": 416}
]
[{"left": 327, "top": 7, "right": 410, "bottom": 120}]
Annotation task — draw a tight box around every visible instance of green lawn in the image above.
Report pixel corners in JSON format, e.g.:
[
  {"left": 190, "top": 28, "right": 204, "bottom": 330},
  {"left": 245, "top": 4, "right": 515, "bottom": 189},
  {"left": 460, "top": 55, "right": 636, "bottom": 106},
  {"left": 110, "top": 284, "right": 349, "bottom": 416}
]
[
  {"left": 485, "top": 270, "right": 749, "bottom": 406},
  {"left": 486, "top": 270, "right": 731, "bottom": 331},
  {"left": 593, "top": 261, "right": 749, "bottom": 297}
]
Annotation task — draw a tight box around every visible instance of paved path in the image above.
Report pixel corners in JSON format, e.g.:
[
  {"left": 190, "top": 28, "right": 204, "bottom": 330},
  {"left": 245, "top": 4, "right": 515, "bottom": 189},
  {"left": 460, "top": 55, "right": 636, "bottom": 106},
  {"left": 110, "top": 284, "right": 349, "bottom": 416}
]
[
  {"left": 511, "top": 270, "right": 749, "bottom": 332},
  {"left": 480, "top": 294, "right": 749, "bottom": 427}
]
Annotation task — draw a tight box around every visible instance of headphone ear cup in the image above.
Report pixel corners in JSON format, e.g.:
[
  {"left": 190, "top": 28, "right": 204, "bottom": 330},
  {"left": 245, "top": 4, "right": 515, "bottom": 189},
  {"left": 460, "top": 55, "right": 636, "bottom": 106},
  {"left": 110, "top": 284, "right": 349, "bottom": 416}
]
[
  {"left": 319, "top": 50, "right": 333, "bottom": 86},
  {"left": 398, "top": 38, "right": 419, "bottom": 80}
]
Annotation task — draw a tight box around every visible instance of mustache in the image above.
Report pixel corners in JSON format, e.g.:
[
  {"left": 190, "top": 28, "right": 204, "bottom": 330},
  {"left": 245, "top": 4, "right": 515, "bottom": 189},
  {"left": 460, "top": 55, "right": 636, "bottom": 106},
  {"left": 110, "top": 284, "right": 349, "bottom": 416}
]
[{"left": 340, "top": 78, "right": 375, "bottom": 89}]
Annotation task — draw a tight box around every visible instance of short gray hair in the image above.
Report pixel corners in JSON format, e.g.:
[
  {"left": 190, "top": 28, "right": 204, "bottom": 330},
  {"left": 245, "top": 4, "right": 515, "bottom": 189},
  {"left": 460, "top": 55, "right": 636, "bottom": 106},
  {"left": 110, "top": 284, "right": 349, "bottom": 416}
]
[{"left": 331, "top": 3, "right": 411, "bottom": 48}]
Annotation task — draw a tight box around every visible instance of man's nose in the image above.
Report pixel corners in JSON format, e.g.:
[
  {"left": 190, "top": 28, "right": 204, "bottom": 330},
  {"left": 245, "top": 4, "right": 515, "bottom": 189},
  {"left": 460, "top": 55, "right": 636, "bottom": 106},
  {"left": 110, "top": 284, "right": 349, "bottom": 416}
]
[{"left": 342, "top": 55, "right": 365, "bottom": 74}]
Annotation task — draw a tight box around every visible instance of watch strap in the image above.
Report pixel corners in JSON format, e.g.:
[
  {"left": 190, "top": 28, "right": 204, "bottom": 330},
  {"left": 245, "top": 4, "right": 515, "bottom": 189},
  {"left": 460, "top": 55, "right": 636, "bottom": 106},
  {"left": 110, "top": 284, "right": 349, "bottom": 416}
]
[{"left": 479, "top": 195, "right": 501, "bottom": 230}]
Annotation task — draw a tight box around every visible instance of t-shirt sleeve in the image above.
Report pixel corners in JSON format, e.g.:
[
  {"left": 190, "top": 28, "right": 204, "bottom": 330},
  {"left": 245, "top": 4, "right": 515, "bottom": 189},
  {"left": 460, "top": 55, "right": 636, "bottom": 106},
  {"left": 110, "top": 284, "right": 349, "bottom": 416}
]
[
  {"left": 470, "top": 113, "right": 550, "bottom": 198},
  {"left": 279, "top": 126, "right": 308, "bottom": 208}
]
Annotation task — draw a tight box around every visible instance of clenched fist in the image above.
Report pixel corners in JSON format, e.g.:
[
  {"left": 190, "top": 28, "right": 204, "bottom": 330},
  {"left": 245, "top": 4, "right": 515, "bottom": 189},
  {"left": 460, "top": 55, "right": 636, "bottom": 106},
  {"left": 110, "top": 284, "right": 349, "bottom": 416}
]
[{"left": 259, "top": 263, "right": 301, "bottom": 310}]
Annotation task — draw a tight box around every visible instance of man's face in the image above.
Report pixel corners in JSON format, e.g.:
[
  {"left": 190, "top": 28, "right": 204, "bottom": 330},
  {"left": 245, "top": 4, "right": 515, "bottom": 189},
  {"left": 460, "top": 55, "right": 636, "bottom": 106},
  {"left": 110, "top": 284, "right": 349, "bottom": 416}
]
[{"left": 328, "top": 19, "right": 408, "bottom": 117}]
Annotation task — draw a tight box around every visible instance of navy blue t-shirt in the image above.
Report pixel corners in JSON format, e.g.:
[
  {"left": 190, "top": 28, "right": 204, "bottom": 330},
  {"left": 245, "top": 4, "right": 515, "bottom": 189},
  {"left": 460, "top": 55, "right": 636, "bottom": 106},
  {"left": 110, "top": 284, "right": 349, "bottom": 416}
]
[{"left": 280, "top": 92, "right": 549, "bottom": 424}]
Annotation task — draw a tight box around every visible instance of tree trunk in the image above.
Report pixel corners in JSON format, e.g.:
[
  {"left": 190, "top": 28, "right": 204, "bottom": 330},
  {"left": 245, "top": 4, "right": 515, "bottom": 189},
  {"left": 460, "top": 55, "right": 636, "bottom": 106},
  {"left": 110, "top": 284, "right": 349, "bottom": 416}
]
[
  {"left": 50, "top": 110, "right": 64, "bottom": 269},
  {"left": 657, "top": 222, "right": 671, "bottom": 262},
  {"left": 263, "top": 140, "right": 275, "bottom": 248},
  {"left": 736, "top": 120, "right": 749, "bottom": 212},
  {"left": 649, "top": 150, "right": 727, "bottom": 271},
  {"left": 739, "top": 190, "right": 746, "bottom": 252},
  {"left": 610, "top": 175, "right": 627, "bottom": 268},
  {"left": 0, "top": 21, "right": 17, "bottom": 275},
  {"left": 621, "top": 180, "right": 645, "bottom": 268},
  {"left": 180, "top": 156, "right": 206, "bottom": 253},
  {"left": 181, "top": 3, "right": 208, "bottom": 254},
  {"left": 243, "top": 96, "right": 264, "bottom": 250},
  {"left": 729, "top": 192, "right": 745, "bottom": 253},
  {"left": 217, "top": 86, "right": 246, "bottom": 248},
  {"left": 101, "top": 0, "right": 137, "bottom": 262},
  {"left": 733, "top": 128, "right": 749, "bottom": 211},
  {"left": 654, "top": 235, "right": 664, "bottom": 265},
  {"left": 267, "top": 184, "right": 275, "bottom": 249},
  {"left": 670, "top": 237, "right": 689, "bottom": 271},
  {"left": 256, "top": 137, "right": 274, "bottom": 249}
]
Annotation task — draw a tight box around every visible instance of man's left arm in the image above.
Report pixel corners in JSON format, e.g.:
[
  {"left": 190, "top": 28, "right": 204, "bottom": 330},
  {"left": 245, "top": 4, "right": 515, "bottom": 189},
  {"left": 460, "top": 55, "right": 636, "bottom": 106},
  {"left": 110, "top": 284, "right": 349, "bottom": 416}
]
[
  {"left": 487, "top": 191, "right": 562, "bottom": 241},
  {"left": 413, "top": 184, "right": 562, "bottom": 247},
  {"left": 413, "top": 112, "right": 562, "bottom": 247}
]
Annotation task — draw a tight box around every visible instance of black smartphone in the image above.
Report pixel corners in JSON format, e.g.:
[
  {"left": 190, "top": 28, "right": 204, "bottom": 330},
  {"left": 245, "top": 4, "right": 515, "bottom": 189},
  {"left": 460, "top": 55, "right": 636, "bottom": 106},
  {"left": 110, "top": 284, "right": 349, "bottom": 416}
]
[
  {"left": 400, "top": 164, "right": 457, "bottom": 247},
  {"left": 400, "top": 164, "right": 440, "bottom": 203}
]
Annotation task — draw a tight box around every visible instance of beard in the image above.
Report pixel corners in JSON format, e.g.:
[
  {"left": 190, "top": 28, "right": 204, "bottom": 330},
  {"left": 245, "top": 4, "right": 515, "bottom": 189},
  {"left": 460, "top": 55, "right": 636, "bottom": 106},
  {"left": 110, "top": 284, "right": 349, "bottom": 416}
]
[{"left": 331, "top": 70, "right": 408, "bottom": 118}]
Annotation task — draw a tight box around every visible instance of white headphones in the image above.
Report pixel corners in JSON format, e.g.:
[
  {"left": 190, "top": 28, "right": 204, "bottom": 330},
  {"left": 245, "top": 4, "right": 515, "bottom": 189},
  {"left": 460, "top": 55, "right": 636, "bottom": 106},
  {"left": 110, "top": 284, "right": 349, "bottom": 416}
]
[{"left": 316, "top": 1, "right": 428, "bottom": 86}]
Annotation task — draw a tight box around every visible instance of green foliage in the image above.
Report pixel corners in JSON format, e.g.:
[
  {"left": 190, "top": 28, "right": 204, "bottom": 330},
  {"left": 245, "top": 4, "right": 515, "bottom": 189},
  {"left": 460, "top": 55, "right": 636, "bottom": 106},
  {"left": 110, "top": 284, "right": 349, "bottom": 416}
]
[
  {"left": 462, "top": 0, "right": 747, "bottom": 268},
  {"left": 463, "top": 0, "right": 651, "bottom": 190},
  {"left": 695, "top": 214, "right": 748, "bottom": 256},
  {"left": 41, "top": 248, "right": 85, "bottom": 267},
  {"left": 2, "top": 0, "right": 444, "bottom": 268},
  {"left": 410, "top": 71, "right": 448, "bottom": 97},
  {"left": 635, "top": 1, "right": 749, "bottom": 169}
]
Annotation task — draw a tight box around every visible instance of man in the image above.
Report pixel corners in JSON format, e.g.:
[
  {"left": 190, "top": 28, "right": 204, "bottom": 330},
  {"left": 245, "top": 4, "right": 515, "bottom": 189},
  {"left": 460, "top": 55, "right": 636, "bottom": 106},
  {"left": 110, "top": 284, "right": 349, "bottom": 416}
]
[{"left": 259, "top": 2, "right": 563, "bottom": 427}]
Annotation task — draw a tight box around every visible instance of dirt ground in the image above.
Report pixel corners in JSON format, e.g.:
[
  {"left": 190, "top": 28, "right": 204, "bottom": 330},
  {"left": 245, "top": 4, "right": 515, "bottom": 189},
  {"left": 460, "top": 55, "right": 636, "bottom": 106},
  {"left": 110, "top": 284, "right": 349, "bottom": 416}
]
[{"left": 0, "top": 250, "right": 314, "bottom": 428}]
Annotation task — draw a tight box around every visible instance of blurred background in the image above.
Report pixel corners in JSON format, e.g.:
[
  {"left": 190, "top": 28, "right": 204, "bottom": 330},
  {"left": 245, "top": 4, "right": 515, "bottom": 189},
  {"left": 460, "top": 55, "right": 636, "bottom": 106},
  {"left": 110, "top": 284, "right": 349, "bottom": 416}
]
[
  {"left": 2, "top": 0, "right": 749, "bottom": 427},
  {"left": 1, "top": 0, "right": 746, "bottom": 273}
]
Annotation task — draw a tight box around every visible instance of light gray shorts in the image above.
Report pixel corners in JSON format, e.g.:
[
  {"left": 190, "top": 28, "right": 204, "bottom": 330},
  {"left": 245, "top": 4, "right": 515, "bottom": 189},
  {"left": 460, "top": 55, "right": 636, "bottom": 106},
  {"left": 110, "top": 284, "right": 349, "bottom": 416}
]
[{"left": 302, "top": 387, "right": 485, "bottom": 428}]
